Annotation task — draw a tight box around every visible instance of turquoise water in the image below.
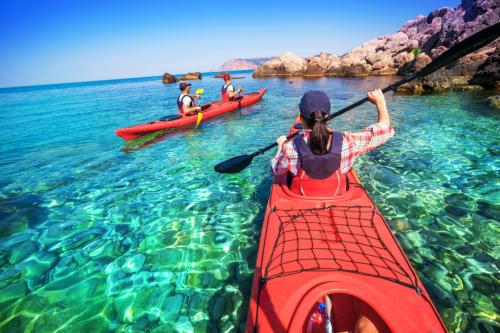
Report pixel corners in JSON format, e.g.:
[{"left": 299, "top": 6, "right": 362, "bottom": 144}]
[{"left": 0, "top": 72, "right": 498, "bottom": 332}]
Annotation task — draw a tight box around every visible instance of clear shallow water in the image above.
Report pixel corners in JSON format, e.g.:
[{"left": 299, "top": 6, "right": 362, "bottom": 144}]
[{"left": 0, "top": 72, "right": 498, "bottom": 332}]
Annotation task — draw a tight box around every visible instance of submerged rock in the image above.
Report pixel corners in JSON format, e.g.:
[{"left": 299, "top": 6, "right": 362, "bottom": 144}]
[
  {"left": 122, "top": 253, "right": 145, "bottom": 273},
  {"left": 114, "top": 293, "right": 136, "bottom": 323},
  {"left": 160, "top": 294, "right": 184, "bottom": 323},
  {"left": 390, "top": 219, "right": 411, "bottom": 232},
  {"left": 422, "top": 276, "right": 457, "bottom": 307},
  {"left": 17, "top": 251, "right": 59, "bottom": 280},
  {"left": 173, "top": 316, "right": 194, "bottom": 333},
  {"left": 485, "top": 95, "right": 500, "bottom": 109},
  {"left": 8, "top": 241, "right": 39, "bottom": 264},
  {"left": 0, "top": 280, "right": 28, "bottom": 303}
]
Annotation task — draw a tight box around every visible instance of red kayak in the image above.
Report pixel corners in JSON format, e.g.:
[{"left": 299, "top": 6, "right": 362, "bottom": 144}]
[
  {"left": 246, "top": 133, "right": 447, "bottom": 332},
  {"left": 115, "top": 88, "right": 267, "bottom": 140}
]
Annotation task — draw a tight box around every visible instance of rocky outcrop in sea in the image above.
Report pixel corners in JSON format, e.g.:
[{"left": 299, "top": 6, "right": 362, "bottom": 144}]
[
  {"left": 253, "top": 0, "right": 499, "bottom": 92},
  {"left": 162, "top": 72, "right": 202, "bottom": 84},
  {"left": 162, "top": 73, "right": 178, "bottom": 84},
  {"left": 179, "top": 72, "right": 202, "bottom": 81}
]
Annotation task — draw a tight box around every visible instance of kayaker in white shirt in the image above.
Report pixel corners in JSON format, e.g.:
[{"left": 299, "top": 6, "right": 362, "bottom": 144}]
[{"left": 177, "top": 82, "right": 201, "bottom": 116}]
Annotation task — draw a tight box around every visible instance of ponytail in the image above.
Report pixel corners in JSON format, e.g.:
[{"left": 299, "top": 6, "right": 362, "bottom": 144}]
[{"left": 303, "top": 111, "right": 330, "bottom": 155}]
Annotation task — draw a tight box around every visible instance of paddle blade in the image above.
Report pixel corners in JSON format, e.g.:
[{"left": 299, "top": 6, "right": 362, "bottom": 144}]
[
  {"left": 195, "top": 88, "right": 205, "bottom": 95},
  {"left": 214, "top": 154, "right": 254, "bottom": 174},
  {"left": 195, "top": 112, "right": 203, "bottom": 128}
]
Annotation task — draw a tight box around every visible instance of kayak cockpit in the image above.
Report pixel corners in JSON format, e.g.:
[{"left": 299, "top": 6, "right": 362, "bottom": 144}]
[
  {"left": 274, "top": 172, "right": 364, "bottom": 204},
  {"left": 157, "top": 104, "right": 213, "bottom": 122},
  {"left": 304, "top": 293, "right": 392, "bottom": 333}
]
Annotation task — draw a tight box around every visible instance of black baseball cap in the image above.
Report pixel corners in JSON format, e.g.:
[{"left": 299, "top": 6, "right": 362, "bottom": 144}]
[
  {"left": 299, "top": 90, "right": 331, "bottom": 119},
  {"left": 179, "top": 82, "right": 191, "bottom": 90}
]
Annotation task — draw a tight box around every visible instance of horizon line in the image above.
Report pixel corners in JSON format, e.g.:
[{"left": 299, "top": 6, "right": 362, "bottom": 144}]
[{"left": 0, "top": 69, "right": 253, "bottom": 91}]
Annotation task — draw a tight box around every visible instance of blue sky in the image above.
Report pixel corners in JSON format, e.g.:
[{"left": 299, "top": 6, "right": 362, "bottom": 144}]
[{"left": 0, "top": 0, "right": 459, "bottom": 88}]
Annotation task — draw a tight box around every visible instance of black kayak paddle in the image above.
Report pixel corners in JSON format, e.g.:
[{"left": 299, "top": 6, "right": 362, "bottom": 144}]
[{"left": 214, "top": 23, "right": 500, "bottom": 174}]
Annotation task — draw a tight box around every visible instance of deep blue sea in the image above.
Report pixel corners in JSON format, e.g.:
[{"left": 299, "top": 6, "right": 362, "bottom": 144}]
[{"left": 0, "top": 71, "right": 498, "bottom": 332}]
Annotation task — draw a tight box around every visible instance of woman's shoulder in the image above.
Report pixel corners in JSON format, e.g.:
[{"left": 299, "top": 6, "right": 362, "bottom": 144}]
[{"left": 283, "top": 137, "right": 298, "bottom": 154}]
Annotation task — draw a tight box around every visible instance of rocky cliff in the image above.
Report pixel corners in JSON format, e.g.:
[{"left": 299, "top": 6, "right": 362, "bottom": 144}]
[
  {"left": 253, "top": 0, "right": 499, "bottom": 92},
  {"left": 219, "top": 57, "right": 273, "bottom": 71}
]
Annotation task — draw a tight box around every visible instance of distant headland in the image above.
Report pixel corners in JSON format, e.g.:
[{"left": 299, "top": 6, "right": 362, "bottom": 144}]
[{"left": 218, "top": 58, "right": 274, "bottom": 71}]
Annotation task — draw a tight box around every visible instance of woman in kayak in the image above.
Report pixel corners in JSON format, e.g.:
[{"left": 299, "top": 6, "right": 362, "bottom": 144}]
[
  {"left": 221, "top": 73, "right": 244, "bottom": 102},
  {"left": 178, "top": 82, "right": 202, "bottom": 116},
  {"left": 272, "top": 89, "right": 394, "bottom": 197}
]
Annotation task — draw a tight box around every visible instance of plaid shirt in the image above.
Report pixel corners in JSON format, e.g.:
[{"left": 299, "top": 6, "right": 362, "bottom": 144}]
[{"left": 272, "top": 122, "right": 395, "bottom": 176}]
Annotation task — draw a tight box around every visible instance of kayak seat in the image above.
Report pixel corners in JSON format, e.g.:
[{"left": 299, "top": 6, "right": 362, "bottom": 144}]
[{"left": 286, "top": 172, "right": 350, "bottom": 197}]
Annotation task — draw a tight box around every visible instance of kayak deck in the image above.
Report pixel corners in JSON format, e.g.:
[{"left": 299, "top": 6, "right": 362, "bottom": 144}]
[
  {"left": 115, "top": 88, "right": 267, "bottom": 140},
  {"left": 246, "top": 172, "right": 447, "bottom": 333}
]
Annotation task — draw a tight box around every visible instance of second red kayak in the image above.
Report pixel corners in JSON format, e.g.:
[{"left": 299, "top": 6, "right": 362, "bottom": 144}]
[
  {"left": 246, "top": 126, "right": 447, "bottom": 332},
  {"left": 115, "top": 88, "right": 266, "bottom": 140}
]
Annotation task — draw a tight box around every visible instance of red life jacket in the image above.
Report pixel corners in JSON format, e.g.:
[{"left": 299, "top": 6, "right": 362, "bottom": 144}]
[
  {"left": 290, "top": 131, "right": 348, "bottom": 197},
  {"left": 177, "top": 94, "right": 196, "bottom": 114},
  {"left": 221, "top": 84, "right": 233, "bottom": 102}
]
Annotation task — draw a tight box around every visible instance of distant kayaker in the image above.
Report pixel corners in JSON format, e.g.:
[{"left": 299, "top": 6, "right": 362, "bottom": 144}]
[
  {"left": 178, "top": 82, "right": 202, "bottom": 116},
  {"left": 272, "top": 89, "right": 394, "bottom": 196},
  {"left": 221, "top": 73, "right": 243, "bottom": 102}
]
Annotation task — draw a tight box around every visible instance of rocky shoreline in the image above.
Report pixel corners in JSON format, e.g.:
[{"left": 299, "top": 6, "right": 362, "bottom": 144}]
[{"left": 253, "top": 0, "right": 499, "bottom": 93}]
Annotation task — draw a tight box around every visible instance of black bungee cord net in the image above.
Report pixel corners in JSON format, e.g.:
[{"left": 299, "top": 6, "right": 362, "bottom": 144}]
[
  {"left": 263, "top": 205, "right": 416, "bottom": 285},
  {"left": 252, "top": 199, "right": 430, "bottom": 333}
]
